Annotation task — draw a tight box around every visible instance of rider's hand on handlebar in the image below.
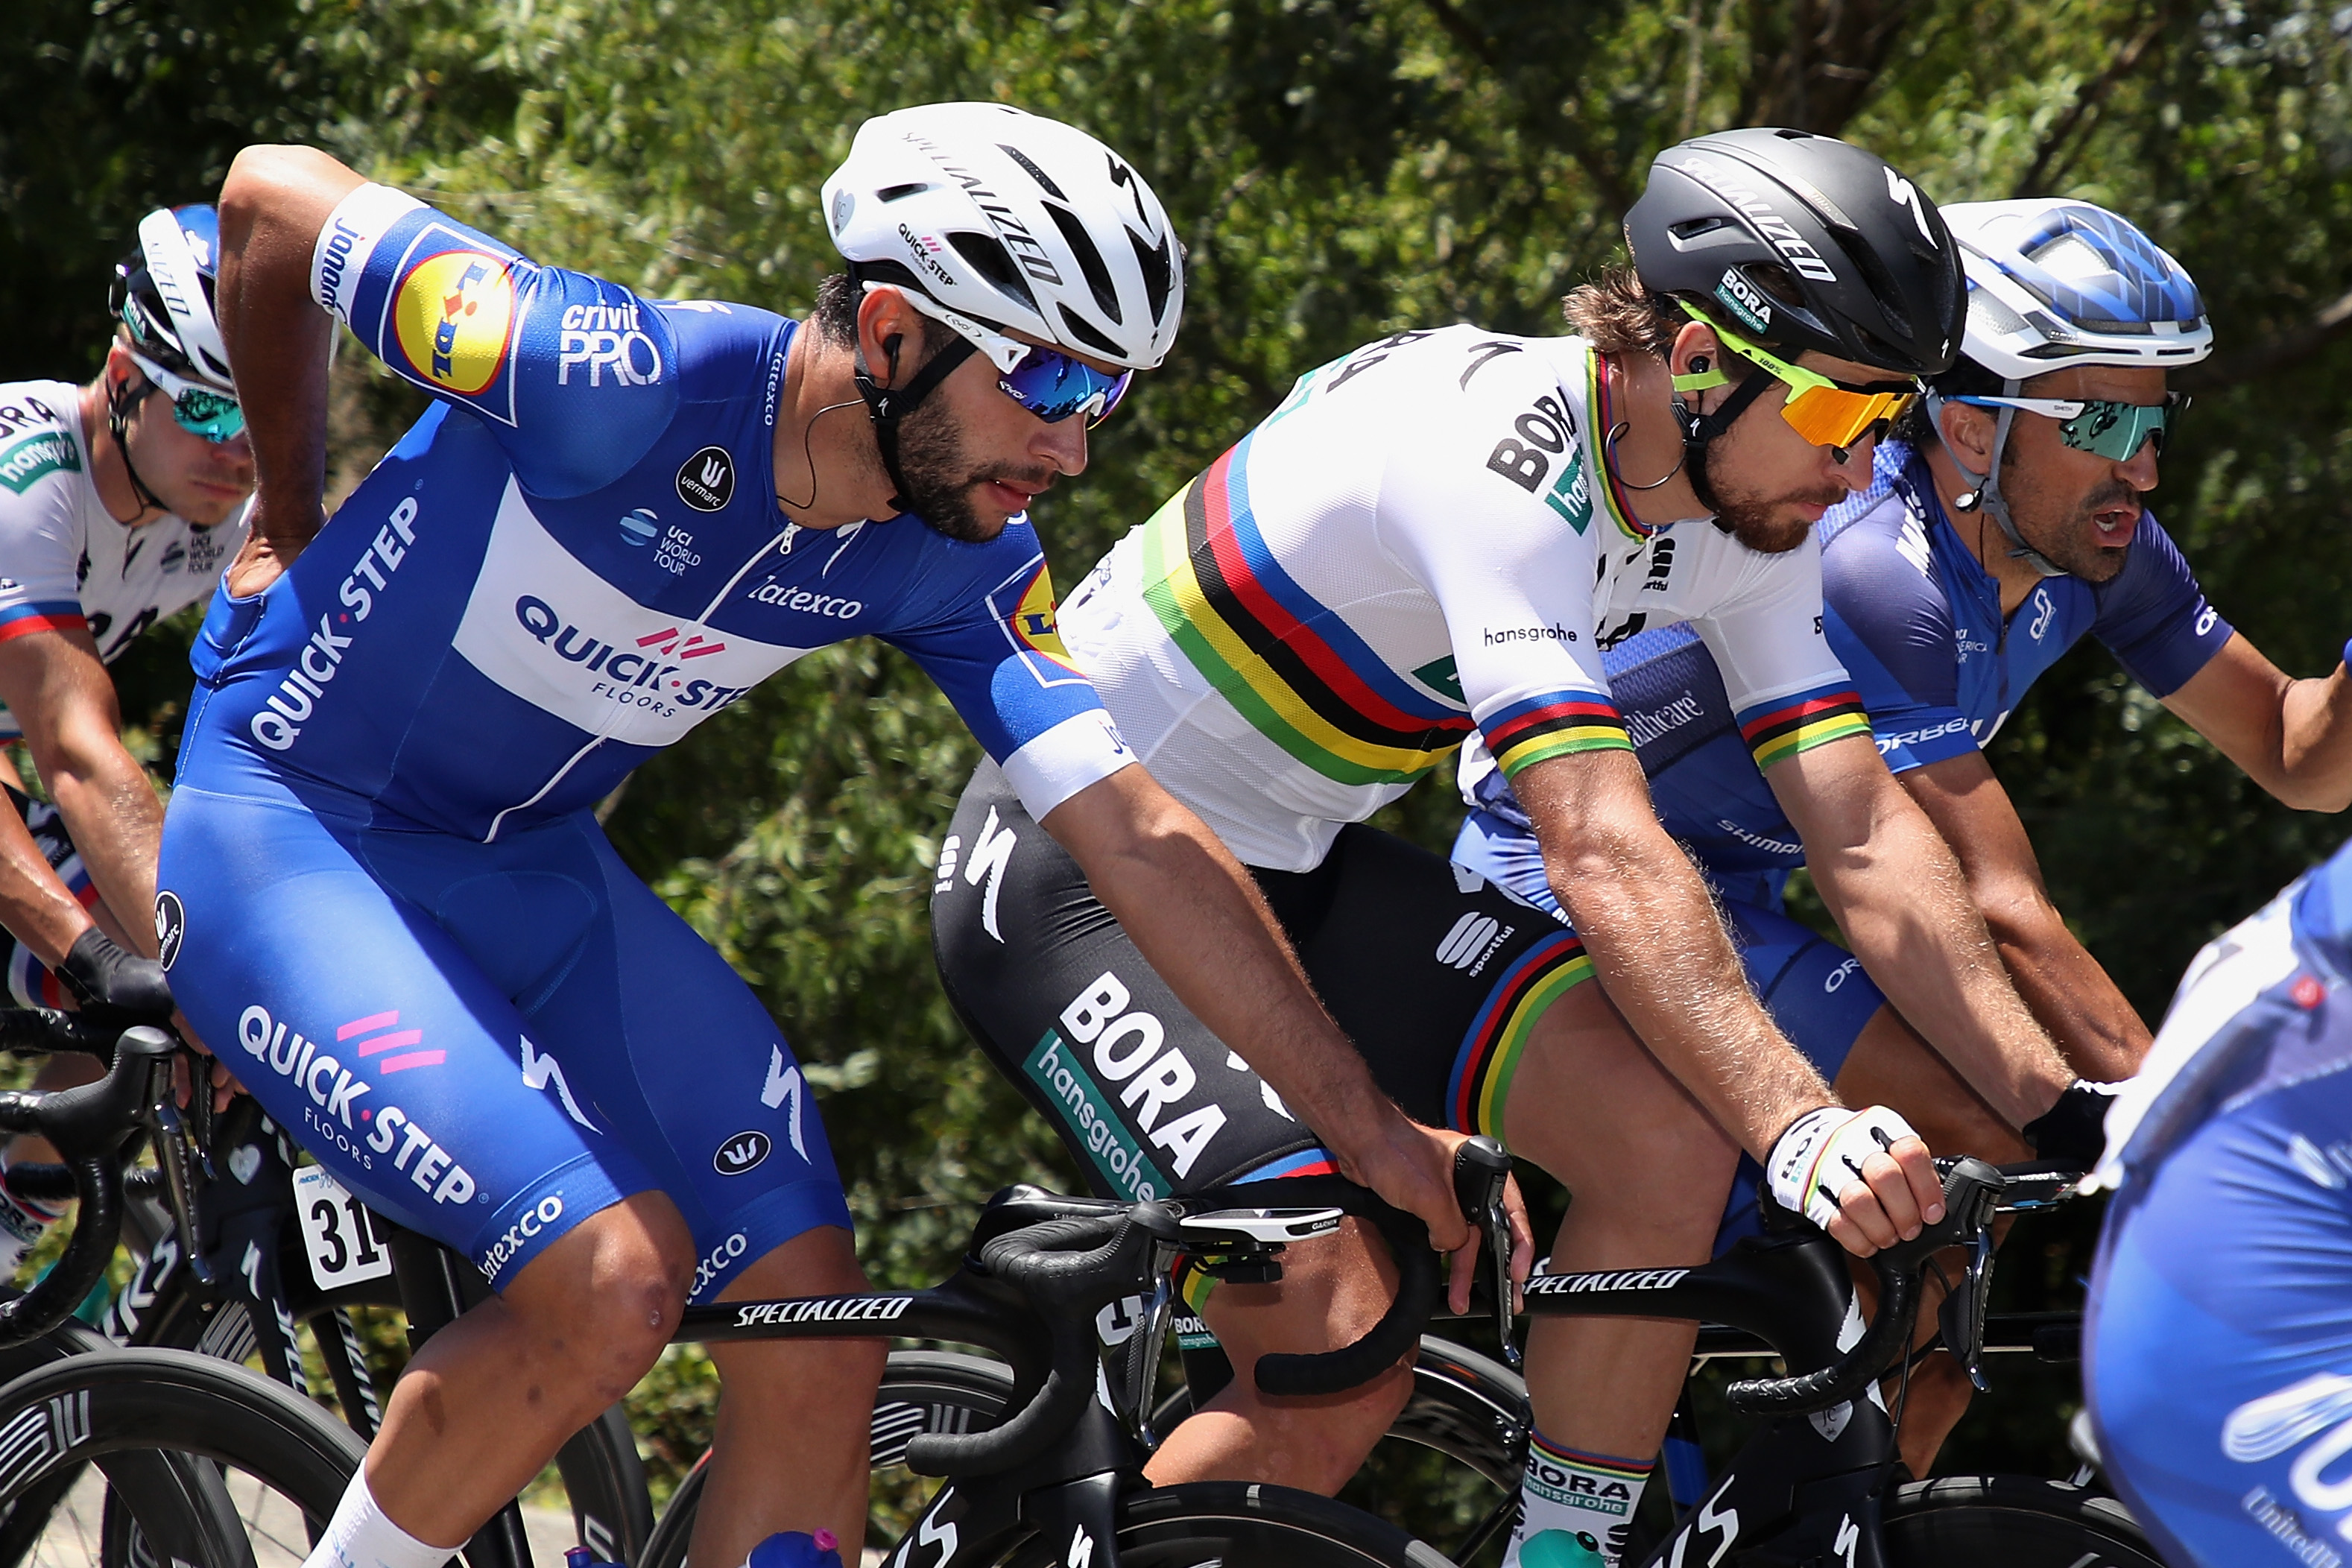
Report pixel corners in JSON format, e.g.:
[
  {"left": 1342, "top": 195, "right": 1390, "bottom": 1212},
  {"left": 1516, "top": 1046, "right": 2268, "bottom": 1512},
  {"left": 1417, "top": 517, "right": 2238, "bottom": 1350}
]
[
  {"left": 1767, "top": 1104, "right": 1945, "bottom": 1258},
  {"left": 1331, "top": 1114, "right": 1532, "bottom": 1312}
]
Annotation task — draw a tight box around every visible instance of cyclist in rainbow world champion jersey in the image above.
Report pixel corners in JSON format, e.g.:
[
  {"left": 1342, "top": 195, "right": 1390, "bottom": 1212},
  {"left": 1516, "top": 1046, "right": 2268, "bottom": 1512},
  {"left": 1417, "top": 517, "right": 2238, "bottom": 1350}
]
[
  {"left": 2087, "top": 838, "right": 2352, "bottom": 1568},
  {"left": 0, "top": 204, "right": 247, "bottom": 1274},
  {"left": 163, "top": 106, "right": 1502, "bottom": 1568},
  {"left": 1454, "top": 197, "right": 2352, "bottom": 1470},
  {"left": 932, "top": 129, "right": 2035, "bottom": 1568}
]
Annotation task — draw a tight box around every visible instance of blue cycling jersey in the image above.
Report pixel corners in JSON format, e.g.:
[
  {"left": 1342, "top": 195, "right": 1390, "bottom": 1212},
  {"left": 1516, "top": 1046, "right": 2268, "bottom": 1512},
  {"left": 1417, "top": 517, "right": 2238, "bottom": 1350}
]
[
  {"left": 156, "top": 182, "right": 1132, "bottom": 1297},
  {"left": 2088, "top": 841, "right": 2352, "bottom": 1568},
  {"left": 1466, "top": 437, "right": 2233, "bottom": 911},
  {"left": 176, "top": 183, "right": 1128, "bottom": 841}
]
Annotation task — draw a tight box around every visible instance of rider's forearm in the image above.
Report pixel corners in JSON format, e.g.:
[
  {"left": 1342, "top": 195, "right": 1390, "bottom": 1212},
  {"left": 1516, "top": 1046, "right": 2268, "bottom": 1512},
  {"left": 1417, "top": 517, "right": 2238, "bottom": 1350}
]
[
  {"left": 0, "top": 800, "right": 95, "bottom": 967},
  {"left": 1049, "top": 780, "right": 1408, "bottom": 1149},
  {"left": 1523, "top": 757, "right": 1832, "bottom": 1159},
  {"left": 1972, "top": 881, "right": 2151, "bottom": 1084},
  {"left": 2267, "top": 667, "right": 2352, "bottom": 811},
  {"left": 1806, "top": 805, "right": 2074, "bottom": 1126},
  {"left": 37, "top": 734, "right": 162, "bottom": 960},
  {"left": 215, "top": 145, "right": 367, "bottom": 578}
]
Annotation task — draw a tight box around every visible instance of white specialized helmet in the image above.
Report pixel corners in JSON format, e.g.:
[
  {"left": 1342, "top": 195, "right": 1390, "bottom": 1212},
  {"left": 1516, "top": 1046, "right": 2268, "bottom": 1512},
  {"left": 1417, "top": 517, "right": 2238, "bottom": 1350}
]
[
  {"left": 821, "top": 102, "right": 1183, "bottom": 371},
  {"left": 112, "top": 205, "right": 237, "bottom": 395},
  {"left": 1942, "top": 199, "right": 2211, "bottom": 383}
]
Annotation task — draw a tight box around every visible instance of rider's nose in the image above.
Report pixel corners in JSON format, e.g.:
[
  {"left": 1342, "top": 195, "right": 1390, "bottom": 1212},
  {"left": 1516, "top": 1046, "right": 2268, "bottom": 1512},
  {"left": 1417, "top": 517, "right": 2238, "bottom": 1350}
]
[{"left": 1036, "top": 416, "right": 1088, "bottom": 478}]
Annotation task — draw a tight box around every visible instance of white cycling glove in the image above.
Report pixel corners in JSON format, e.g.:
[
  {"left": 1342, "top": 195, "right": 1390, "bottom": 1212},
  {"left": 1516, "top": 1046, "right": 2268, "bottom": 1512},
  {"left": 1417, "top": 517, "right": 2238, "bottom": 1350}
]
[{"left": 1767, "top": 1104, "right": 1921, "bottom": 1231}]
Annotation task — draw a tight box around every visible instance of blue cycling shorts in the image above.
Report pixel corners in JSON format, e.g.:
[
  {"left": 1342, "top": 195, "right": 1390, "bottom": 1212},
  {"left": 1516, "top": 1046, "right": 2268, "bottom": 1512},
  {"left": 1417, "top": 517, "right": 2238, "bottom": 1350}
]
[
  {"left": 158, "top": 783, "right": 850, "bottom": 1299},
  {"left": 1452, "top": 808, "right": 1886, "bottom": 1249},
  {"left": 2089, "top": 1075, "right": 2352, "bottom": 1568}
]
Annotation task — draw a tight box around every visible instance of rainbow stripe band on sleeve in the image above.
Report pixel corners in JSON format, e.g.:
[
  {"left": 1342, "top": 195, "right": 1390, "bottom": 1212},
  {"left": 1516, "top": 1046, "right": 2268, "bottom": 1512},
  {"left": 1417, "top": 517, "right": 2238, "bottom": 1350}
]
[
  {"left": 1736, "top": 685, "right": 1871, "bottom": 770},
  {"left": 1481, "top": 690, "right": 1633, "bottom": 778},
  {"left": 0, "top": 602, "right": 89, "bottom": 643},
  {"left": 1138, "top": 438, "right": 1475, "bottom": 787}
]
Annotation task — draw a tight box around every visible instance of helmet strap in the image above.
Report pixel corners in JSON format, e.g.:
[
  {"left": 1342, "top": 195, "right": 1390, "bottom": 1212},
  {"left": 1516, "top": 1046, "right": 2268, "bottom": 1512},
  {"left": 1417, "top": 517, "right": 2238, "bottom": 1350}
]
[
  {"left": 1927, "top": 387, "right": 2064, "bottom": 578},
  {"left": 104, "top": 374, "right": 167, "bottom": 520},
  {"left": 852, "top": 330, "right": 977, "bottom": 515},
  {"left": 1669, "top": 366, "right": 1771, "bottom": 519}
]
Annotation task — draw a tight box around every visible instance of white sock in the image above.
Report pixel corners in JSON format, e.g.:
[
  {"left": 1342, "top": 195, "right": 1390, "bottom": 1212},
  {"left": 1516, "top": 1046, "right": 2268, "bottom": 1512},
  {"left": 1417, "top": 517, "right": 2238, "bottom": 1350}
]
[
  {"left": 302, "top": 1470, "right": 461, "bottom": 1568},
  {"left": 1500, "top": 1432, "right": 1654, "bottom": 1568}
]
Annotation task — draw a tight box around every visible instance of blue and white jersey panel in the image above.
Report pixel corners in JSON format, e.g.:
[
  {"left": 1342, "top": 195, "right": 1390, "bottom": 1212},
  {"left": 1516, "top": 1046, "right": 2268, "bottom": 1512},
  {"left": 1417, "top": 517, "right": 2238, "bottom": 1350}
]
[
  {"left": 177, "top": 185, "right": 1126, "bottom": 840},
  {"left": 1821, "top": 438, "right": 2232, "bottom": 774}
]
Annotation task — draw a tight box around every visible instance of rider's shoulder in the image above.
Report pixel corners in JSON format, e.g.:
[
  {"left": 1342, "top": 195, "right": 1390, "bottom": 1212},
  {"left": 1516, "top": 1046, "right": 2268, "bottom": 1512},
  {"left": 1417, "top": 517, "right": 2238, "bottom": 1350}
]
[{"left": 0, "top": 381, "right": 92, "bottom": 525}]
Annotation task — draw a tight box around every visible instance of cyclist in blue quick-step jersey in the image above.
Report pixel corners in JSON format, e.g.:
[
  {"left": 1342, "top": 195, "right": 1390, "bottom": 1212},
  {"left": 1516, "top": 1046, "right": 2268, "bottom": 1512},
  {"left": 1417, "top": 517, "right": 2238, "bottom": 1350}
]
[
  {"left": 1456, "top": 197, "right": 2352, "bottom": 1472},
  {"left": 165, "top": 104, "right": 1506, "bottom": 1568}
]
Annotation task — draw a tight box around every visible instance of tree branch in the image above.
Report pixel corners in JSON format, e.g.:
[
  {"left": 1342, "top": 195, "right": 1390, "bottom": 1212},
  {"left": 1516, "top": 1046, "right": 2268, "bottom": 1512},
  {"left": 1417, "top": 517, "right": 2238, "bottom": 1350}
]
[
  {"left": 1414, "top": 0, "right": 1636, "bottom": 218},
  {"left": 2009, "top": 11, "right": 2166, "bottom": 197},
  {"left": 2180, "top": 285, "right": 2352, "bottom": 392}
]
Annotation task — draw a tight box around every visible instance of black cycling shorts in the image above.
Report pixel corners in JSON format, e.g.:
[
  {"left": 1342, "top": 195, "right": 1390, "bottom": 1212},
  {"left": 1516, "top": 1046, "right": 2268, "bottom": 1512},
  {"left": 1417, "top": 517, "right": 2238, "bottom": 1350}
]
[{"left": 932, "top": 761, "right": 1597, "bottom": 1200}]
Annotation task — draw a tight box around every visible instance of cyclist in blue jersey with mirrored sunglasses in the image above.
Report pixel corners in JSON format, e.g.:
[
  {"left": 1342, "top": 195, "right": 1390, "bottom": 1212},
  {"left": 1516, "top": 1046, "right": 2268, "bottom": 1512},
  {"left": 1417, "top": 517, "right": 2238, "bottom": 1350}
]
[
  {"left": 170, "top": 102, "right": 1500, "bottom": 1568},
  {"left": 1456, "top": 196, "right": 2352, "bottom": 1471}
]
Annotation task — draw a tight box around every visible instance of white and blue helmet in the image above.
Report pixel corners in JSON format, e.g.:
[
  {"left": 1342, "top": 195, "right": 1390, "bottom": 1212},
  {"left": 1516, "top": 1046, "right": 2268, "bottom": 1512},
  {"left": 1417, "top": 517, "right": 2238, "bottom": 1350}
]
[
  {"left": 1941, "top": 199, "right": 2211, "bottom": 382},
  {"left": 112, "top": 204, "right": 237, "bottom": 395}
]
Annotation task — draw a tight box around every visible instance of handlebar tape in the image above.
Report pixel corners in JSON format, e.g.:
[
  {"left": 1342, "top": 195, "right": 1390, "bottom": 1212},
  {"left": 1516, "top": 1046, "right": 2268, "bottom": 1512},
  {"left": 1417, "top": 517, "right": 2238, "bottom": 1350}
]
[
  {"left": 1723, "top": 1155, "right": 2007, "bottom": 1416},
  {"left": 1255, "top": 1201, "right": 1438, "bottom": 1397},
  {"left": 902, "top": 1214, "right": 1142, "bottom": 1478},
  {"left": 0, "top": 1028, "right": 172, "bottom": 1349}
]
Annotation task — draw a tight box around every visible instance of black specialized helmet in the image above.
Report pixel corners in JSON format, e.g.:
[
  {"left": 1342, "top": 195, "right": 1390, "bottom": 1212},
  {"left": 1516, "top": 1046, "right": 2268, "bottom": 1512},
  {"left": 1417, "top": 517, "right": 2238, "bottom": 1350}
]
[{"left": 1624, "top": 127, "right": 1965, "bottom": 378}]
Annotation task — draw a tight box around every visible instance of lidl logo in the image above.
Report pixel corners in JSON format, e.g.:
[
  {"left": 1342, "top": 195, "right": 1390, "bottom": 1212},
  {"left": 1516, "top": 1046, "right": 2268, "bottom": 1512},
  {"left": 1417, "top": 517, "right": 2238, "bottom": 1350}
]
[
  {"left": 1009, "top": 563, "right": 1081, "bottom": 675},
  {"left": 393, "top": 249, "right": 516, "bottom": 395}
]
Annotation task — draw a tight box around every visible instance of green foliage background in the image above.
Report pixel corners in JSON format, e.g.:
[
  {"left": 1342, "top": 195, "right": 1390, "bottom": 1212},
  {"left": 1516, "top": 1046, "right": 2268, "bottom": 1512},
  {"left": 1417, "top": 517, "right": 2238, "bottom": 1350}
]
[{"left": 10, "top": 0, "right": 2352, "bottom": 1519}]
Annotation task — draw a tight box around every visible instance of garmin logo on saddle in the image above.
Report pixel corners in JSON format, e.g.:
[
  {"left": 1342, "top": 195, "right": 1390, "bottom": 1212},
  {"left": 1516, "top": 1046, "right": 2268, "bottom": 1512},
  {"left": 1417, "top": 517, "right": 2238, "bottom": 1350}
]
[
  {"left": 252, "top": 496, "right": 417, "bottom": 752},
  {"left": 236, "top": 1002, "right": 477, "bottom": 1207}
]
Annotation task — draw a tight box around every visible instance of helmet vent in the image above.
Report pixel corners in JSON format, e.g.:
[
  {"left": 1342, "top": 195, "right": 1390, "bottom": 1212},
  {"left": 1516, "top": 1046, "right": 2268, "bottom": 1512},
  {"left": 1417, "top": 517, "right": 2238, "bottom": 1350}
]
[
  {"left": 1042, "top": 202, "right": 1122, "bottom": 324},
  {"left": 878, "top": 183, "right": 931, "bottom": 204},
  {"left": 1055, "top": 302, "right": 1123, "bottom": 359},
  {"left": 998, "top": 145, "right": 1067, "bottom": 200},
  {"left": 1968, "top": 288, "right": 2030, "bottom": 338},
  {"left": 1129, "top": 229, "right": 1176, "bottom": 324},
  {"left": 1669, "top": 217, "right": 1732, "bottom": 241},
  {"left": 946, "top": 232, "right": 1040, "bottom": 314}
]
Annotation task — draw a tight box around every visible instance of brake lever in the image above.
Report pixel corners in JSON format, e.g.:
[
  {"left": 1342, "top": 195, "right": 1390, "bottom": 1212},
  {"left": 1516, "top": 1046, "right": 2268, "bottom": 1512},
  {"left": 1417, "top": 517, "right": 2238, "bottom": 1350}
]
[
  {"left": 1936, "top": 1212, "right": 1999, "bottom": 1392},
  {"left": 147, "top": 1079, "right": 214, "bottom": 1290},
  {"left": 1452, "top": 1137, "right": 1516, "bottom": 1368}
]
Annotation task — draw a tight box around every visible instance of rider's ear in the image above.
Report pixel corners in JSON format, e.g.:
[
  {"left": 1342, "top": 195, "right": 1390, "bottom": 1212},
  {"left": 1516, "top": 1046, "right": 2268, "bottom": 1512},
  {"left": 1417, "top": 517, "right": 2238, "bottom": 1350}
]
[{"left": 1940, "top": 399, "right": 1995, "bottom": 466}]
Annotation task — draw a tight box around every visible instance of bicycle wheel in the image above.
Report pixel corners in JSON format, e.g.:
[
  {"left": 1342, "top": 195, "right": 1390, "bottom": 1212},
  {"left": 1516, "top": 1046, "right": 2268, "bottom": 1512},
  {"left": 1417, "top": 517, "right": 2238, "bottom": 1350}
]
[
  {"left": 639, "top": 1350, "right": 1016, "bottom": 1568},
  {"left": 0, "top": 1347, "right": 365, "bottom": 1568},
  {"left": 1154, "top": 1337, "right": 1524, "bottom": 1564},
  {"left": 1882, "top": 1475, "right": 2159, "bottom": 1566},
  {"left": 144, "top": 1272, "right": 653, "bottom": 1564},
  {"left": 1012, "top": 1482, "right": 1452, "bottom": 1568}
]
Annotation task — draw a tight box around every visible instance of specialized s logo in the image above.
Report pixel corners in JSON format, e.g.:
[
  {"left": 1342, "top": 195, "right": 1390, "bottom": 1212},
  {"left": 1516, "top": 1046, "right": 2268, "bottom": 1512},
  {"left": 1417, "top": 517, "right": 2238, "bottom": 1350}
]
[{"left": 392, "top": 250, "right": 516, "bottom": 395}]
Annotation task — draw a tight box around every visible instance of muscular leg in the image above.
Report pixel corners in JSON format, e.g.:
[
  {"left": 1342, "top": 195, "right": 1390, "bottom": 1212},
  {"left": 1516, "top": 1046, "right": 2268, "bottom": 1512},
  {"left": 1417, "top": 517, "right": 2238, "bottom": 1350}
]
[
  {"left": 688, "top": 1227, "right": 885, "bottom": 1568},
  {"left": 1832, "top": 1003, "right": 2029, "bottom": 1476},
  {"left": 366, "top": 1192, "right": 695, "bottom": 1548},
  {"left": 1502, "top": 981, "right": 1740, "bottom": 1468},
  {"left": 1143, "top": 1215, "right": 1409, "bottom": 1492}
]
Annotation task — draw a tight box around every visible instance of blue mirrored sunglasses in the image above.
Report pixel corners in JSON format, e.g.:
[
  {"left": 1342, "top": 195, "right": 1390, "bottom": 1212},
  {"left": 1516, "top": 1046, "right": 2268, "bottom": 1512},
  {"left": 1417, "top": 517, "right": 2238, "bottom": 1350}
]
[
  {"left": 889, "top": 286, "right": 1134, "bottom": 428},
  {"left": 130, "top": 352, "right": 244, "bottom": 443}
]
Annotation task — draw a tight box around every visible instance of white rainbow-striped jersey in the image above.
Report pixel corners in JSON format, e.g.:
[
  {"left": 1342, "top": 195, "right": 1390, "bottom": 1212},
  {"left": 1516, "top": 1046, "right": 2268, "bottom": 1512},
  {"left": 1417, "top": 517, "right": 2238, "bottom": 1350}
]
[{"left": 1059, "top": 326, "right": 1869, "bottom": 870}]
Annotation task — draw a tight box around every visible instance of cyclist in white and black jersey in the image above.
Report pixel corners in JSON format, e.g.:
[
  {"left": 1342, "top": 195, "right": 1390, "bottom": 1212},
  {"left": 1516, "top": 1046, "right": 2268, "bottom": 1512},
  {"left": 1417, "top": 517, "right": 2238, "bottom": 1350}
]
[
  {"left": 0, "top": 205, "right": 247, "bottom": 1271},
  {"left": 935, "top": 130, "right": 2072, "bottom": 1568}
]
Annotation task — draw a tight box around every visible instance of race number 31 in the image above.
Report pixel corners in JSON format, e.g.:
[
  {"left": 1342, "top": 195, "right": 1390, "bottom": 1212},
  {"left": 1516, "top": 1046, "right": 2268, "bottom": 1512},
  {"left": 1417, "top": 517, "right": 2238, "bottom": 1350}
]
[{"left": 293, "top": 1166, "right": 393, "bottom": 1290}]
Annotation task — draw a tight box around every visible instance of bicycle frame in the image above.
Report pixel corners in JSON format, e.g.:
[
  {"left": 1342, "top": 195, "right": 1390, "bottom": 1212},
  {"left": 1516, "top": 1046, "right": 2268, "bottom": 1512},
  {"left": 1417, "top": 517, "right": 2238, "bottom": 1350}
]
[{"left": 1520, "top": 1227, "right": 1921, "bottom": 1568}]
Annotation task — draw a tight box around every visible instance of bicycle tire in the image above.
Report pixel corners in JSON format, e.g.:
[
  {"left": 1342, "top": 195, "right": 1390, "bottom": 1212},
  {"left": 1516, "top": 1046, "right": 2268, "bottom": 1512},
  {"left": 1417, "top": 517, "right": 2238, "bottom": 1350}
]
[
  {"left": 1008, "top": 1481, "right": 1454, "bottom": 1568},
  {"left": 639, "top": 1350, "right": 1016, "bottom": 1568},
  {"left": 144, "top": 1268, "right": 654, "bottom": 1564},
  {"left": 0, "top": 1348, "right": 366, "bottom": 1568},
  {"left": 1881, "top": 1475, "right": 2159, "bottom": 1566}
]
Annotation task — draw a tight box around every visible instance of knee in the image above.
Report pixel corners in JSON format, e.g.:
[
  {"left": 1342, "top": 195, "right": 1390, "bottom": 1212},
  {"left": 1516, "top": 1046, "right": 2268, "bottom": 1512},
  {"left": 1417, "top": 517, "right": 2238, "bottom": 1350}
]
[{"left": 510, "top": 1208, "right": 695, "bottom": 1400}]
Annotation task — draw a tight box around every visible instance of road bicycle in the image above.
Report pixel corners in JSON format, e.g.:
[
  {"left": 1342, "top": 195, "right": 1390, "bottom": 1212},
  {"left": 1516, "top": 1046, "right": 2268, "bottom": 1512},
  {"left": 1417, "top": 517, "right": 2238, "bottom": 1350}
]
[
  {"left": 645, "top": 1154, "right": 2154, "bottom": 1568},
  {"left": 0, "top": 1157, "right": 1481, "bottom": 1568}
]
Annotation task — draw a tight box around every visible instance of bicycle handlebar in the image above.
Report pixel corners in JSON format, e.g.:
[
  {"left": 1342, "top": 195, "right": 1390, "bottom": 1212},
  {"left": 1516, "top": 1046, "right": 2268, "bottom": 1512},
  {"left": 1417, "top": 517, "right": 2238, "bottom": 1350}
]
[
  {"left": 0, "top": 1025, "right": 174, "bottom": 1347},
  {"left": 902, "top": 1211, "right": 1150, "bottom": 1478},
  {"left": 1722, "top": 1155, "right": 2007, "bottom": 1416}
]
